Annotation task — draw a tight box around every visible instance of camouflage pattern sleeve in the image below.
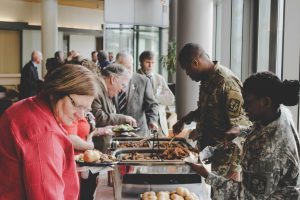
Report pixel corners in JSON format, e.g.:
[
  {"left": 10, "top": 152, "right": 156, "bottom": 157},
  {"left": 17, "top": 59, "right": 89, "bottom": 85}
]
[
  {"left": 224, "top": 80, "right": 251, "bottom": 131},
  {"left": 205, "top": 172, "right": 240, "bottom": 199}
]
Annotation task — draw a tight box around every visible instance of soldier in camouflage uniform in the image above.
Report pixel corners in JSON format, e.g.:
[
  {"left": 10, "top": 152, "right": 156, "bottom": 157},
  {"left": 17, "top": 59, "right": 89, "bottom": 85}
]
[
  {"left": 173, "top": 43, "right": 251, "bottom": 186},
  {"left": 189, "top": 72, "right": 300, "bottom": 199}
]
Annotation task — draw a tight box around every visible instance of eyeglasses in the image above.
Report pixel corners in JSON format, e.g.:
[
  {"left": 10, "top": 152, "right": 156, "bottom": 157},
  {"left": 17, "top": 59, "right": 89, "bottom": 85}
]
[{"left": 67, "top": 94, "right": 92, "bottom": 114}]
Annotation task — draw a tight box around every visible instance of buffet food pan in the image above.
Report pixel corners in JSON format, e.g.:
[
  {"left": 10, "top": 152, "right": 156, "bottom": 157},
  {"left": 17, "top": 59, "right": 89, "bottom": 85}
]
[{"left": 110, "top": 137, "right": 194, "bottom": 151}]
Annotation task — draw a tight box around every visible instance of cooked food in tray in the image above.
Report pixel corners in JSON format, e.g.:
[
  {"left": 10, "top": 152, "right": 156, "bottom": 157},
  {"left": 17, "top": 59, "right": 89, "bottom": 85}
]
[
  {"left": 122, "top": 152, "right": 160, "bottom": 161},
  {"left": 160, "top": 144, "right": 191, "bottom": 160},
  {"left": 112, "top": 124, "right": 138, "bottom": 132},
  {"left": 140, "top": 187, "right": 199, "bottom": 200},
  {"left": 120, "top": 144, "right": 198, "bottom": 161},
  {"left": 118, "top": 141, "right": 150, "bottom": 148},
  {"left": 75, "top": 150, "right": 117, "bottom": 163}
]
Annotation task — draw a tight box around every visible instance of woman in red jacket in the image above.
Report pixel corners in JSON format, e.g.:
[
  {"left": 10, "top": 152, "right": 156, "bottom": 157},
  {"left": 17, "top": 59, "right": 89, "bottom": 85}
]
[{"left": 0, "top": 64, "right": 98, "bottom": 200}]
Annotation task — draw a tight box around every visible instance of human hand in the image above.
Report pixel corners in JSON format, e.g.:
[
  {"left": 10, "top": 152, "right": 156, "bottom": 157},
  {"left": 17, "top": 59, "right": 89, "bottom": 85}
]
[
  {"left": 94, "top": 126, "right": 115, "bottom": 136},
  {"left": 148, "top": 122, "right": 159, "bottom": 130},
  {"left": 188, "top": 129, "right": 199, "bottom": 141},
  {"left": 125, "top": 116, "right": 137, "bottom": 127},
  {"left": 172, "top": 119, "right": 185, "bottom": 135},
  {"left": 187, "top": 162, "right": 209, "bottom": 178}
]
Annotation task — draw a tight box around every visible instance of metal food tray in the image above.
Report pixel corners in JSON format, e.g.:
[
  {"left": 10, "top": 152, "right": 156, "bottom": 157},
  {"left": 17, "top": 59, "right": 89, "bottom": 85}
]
[
  {"left": 75, "top": 160, "right": 118, "bottom": 167},
  {"left": 110, "top": 137, "right": 194, "bottom": 151},
  {"left": 113, "top": 148, "right": 189, "bottom": 165}
]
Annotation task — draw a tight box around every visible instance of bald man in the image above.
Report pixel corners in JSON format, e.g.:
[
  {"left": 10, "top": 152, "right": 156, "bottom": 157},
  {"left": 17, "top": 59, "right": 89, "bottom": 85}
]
[{"left": 19, "top": 50, "right": 43, "bottom": 99}]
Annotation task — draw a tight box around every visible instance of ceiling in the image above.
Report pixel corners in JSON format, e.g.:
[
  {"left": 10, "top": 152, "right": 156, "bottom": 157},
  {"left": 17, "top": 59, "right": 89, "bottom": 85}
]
[{"left": 14, "top": 0, "right": 104, "bottom": 10}]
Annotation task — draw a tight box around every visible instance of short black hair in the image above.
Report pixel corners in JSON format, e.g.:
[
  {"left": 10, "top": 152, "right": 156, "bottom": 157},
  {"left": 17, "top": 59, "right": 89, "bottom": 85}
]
[
  {"left": 91, "top": 51, "right": 97, "bottom": 56},
  {"left": 139, "top": 51, "right": 154, "bottom": 63},
  {"left": 178, "top": 43, "right": 205, "bottom": 69},
  {"left": 0, "top": 85, "right": 7, "bottom": 93},
  {"left": 98, "top": 50, "right": 108, "bottom": 61},
  {"left": 243, "top": 71, "right": 300, "bottom": 108},
  {"left": 54, "top": 51, "right": 62, "bottom": 59}
]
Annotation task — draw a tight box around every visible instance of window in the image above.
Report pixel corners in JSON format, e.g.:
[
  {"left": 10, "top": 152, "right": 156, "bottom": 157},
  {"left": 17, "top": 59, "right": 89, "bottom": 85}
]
[
  {"left": 105, "top": 24, "right": 161, "bottom": 73},
  {"left": 230, "top": 0, "right": 244, "bottom": 78}
]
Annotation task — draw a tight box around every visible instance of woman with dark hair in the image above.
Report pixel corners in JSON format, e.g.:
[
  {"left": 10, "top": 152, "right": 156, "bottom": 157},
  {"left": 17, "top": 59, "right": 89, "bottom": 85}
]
[
  {"left": 189, "top": 72, "right": 300, "bottom": 199},
  {"left": 0, "top": 64, "right": 98, "bottom": 200}
]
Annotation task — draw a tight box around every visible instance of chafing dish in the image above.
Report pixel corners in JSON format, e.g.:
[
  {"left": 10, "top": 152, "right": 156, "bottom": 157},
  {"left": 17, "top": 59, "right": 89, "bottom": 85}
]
[
  {"left": 110, "top": 137, "right": 194, "bottom": 151},
  {"left": 112, "top": 148, "right": 201, "bottom": 200}
]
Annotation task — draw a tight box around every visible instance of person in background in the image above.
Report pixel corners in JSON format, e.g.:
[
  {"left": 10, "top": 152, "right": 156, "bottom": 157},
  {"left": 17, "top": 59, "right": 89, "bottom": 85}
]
[
  {"left": 65, "top": 50, "right": 81, "bottom": 64},
  {"left": 173, "top": 43, "right": 251, "bottom": 199},
  {"left": 0, "top": 86, "right": 12, "bottom": 116},
  {"left": 54, "top": 50, "right": 64, "bottom": 65},
  {"left": 92, "top": 63, "right": 136, "bottom": 151},
  {"left": 81, "top": 58, "right": 101, "bottom": 77},
  {"left": 108, "top": 52, "right": 115, "bottom": 63},
  {"left": 98, "top": 50, "right": 110, "bottom": 70},
  {"left": 0, "top": 64, "right": 98, "bottom": 199},
  {"left": 91, "top": 51, "right": 99, "bottom": 66},
  {"left": 189, "top": 72, "right": 300, "bottom": 199},
  {"left": 63, "top": 112, "right": 113, "bottom": 200},
  {"left": 19, "top": 50, "right": 43, "bottom": 99},
  {"left": 137, "top": 50, "right": 175, "bottom": 135},
  {"left": 115, "top": 52, "right": 159, "bottom": 136}
]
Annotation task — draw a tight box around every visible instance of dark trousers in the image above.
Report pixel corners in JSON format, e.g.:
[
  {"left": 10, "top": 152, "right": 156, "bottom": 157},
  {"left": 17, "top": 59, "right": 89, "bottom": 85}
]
[{"left": 80, "top": 172, "right": 99, "bottom": 200}]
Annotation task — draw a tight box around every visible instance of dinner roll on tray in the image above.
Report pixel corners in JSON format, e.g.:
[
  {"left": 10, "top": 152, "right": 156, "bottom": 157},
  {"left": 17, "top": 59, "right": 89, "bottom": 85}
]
[{"left": 140, "top": 187, "right": 199, "bottom": 200}]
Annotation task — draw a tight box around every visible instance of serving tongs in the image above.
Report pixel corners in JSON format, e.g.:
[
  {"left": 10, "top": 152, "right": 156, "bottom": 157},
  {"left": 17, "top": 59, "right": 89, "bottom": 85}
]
[{"left": 167, "top": 135, "right": 176, "bottom": 146}]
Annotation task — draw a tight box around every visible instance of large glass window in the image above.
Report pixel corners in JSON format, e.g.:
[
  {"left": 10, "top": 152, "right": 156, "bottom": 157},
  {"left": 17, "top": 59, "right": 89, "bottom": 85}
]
[
  {"left": 275, "top": 0, "right": 284, "bottom": 79},
  {"left": 105, "top": 24, "right": 161, "bottom": 73},
  {"left": 257, "top": 0, "right": 271, "bottom": 72},
  {"left": 230, "top": 0, "right": 244, "bottom": 78}
]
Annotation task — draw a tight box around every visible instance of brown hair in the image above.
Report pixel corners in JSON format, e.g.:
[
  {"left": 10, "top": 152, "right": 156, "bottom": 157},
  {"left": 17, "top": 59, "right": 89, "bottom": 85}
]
[{"left": 43, "top": 64, "right": 98, "bottom": 102}]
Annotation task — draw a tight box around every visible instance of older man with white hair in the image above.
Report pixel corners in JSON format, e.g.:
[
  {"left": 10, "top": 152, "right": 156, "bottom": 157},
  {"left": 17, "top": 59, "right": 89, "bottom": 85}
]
[
  {"left": 19, "top": 50, "right": 43, "bottom": 99},
  {"left": 115, "top": 52, "right": 159, "bottom": 136}
]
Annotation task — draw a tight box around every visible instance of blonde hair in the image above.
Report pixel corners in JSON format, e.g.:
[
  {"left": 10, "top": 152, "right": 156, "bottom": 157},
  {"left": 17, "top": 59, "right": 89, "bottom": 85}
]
[{"left": 43, "top": 64, "right": 98, "bottom": 101}]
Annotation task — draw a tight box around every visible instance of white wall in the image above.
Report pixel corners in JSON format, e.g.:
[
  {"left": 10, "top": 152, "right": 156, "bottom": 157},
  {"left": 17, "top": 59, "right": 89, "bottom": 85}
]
[
  {"left": 22, "top": 30, "right": 63, "bottom": 79},
  {"left": 282, "top": 0, "right": 300, "bottom": 128},
  {"left": 69, "top": 35, "right": 96, "bottom": 59},
  {"left": 105, "top": 0, "right": 169, "bottom": 27},
  {"left": 0, "top": 0, "right": 103, "bottom": 30}
]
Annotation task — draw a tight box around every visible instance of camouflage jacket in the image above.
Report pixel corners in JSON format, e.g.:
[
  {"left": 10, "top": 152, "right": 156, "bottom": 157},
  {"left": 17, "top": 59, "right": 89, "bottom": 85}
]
[
  {"left": 186, "top": 62, "right": 251, "bottom": 149},
  {"left": 206, "top": 106, "right": 300, "bottom": 199}
]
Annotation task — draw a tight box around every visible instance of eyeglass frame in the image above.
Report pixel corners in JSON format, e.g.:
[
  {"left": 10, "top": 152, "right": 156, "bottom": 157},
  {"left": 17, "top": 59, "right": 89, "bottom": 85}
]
[{"left": 67, "top": 94, "right": 92, "bottom": 114}]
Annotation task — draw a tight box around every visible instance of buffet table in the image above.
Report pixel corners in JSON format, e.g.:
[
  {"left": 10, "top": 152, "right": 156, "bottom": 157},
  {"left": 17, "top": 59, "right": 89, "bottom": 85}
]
[{"left": 76, "top": 135, "right": 208, "bottom": 200}]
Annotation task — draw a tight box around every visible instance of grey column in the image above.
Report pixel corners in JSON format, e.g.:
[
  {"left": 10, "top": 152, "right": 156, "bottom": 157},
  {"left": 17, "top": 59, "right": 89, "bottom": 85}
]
[
  {"left": 176, "top": 0, "right": 214, "bottom": 118},
  {"left": 41, "top": 0, "right": 58, "bottom": 77},
  {"left": 169, "top": 0, "right": 177, "bottom": 42}
]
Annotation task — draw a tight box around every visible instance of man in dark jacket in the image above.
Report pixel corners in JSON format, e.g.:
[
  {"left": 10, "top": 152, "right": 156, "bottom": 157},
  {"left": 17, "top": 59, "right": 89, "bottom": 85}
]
[{"left": 19, "top": 50, "right": 43, "bottom": 99}]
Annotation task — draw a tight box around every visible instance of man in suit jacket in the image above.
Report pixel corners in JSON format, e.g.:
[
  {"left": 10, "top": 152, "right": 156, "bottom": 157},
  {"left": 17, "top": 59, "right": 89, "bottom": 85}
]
[
  {"left": 115, "top": 52, "right": 159, "bottom": 137},
  {"left": 92, "top": 64, "right": 136, "bottom": 151},
  {"left": 137, "top": 51, "right": 175, "bottom": 135},
  {"left": 92, "top": 64, "right": 136, "bottom": 127},
  {"left": 19, "top": 51, "right": 43, "bottom": 99}
]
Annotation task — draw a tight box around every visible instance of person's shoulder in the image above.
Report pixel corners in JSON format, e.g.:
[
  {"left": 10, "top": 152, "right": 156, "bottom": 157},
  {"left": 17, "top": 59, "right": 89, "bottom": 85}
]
[
  {"left": 215, "top": 64, "right": 242, "bottom": 88},
  {"left": 133, "top": 72, "right": 148, "bottom": 82},
  {"left": 22, "top": 61, "right": 33, "bottom": 70}
]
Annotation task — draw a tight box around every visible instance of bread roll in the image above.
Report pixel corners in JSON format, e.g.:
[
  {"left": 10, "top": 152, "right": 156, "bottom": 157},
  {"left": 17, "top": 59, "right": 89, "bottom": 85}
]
[
  {"left": 175, "top": 187, "right": 189, "bottom": 197},
  {"left": 83, "top": 150, "right": 100, "bottom": 162},
  {"left": 170, "top": 193, "right": 184, "bottom": 200},
  {"left": 157, "top": 191, "right": 170, "bottom": 200}
]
